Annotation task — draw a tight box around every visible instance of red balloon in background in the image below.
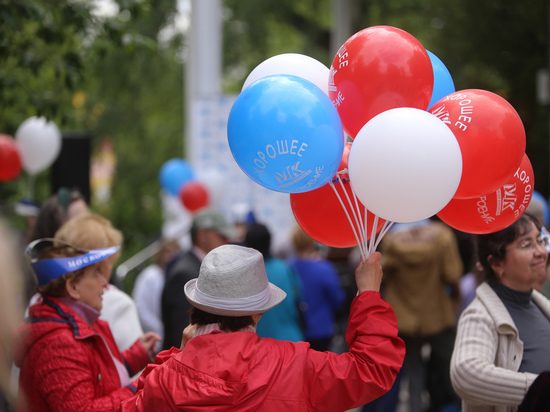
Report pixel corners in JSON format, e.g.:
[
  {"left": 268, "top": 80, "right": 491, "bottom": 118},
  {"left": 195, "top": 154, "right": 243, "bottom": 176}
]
[
  {"left": 329, "top": 26, "right": 433, "bottom": 138},
  {"left": 0, "top": 134, "right": 22, "bottom": 182},
  {"left": 437, "top": 154, "right": 533, "bottom": 234},
  {"left": 179, "top": 181, "right": 209, "bottom": 212},
  {"left": 429, "top": 89, "right": 526, "bottom": 199}
]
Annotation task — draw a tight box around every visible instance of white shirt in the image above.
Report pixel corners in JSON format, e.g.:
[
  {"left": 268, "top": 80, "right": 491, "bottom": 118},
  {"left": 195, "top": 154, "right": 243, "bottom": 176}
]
[
  {"left": 132, "top": 264, "right": 165, "bottom": 339},
  {"left": 100, "top": 285, "right": 143, "bottom": 351}
]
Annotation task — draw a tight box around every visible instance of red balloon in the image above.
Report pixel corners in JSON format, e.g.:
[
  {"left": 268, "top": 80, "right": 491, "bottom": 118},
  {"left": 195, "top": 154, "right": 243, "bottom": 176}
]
[
  {"left": 179, "top": 181, "right": 209, "bottom": 212},
  {"left": 430, "top": 89, "right": 526, "bottom": 198},
  {"left": 437, "top": 154, "right": 533, "bottom": 234},
  {"left": 0, "top": 134, "right": 22, "bottom": 182},
  {"left": 329, "top": 26, "right": 433, "bottom": 138}
]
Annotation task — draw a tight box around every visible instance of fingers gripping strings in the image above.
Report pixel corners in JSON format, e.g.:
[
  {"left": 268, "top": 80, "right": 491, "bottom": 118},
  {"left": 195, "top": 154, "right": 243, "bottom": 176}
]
[{"left": 328, "top": 169, "right": 393, "bottom": 261}]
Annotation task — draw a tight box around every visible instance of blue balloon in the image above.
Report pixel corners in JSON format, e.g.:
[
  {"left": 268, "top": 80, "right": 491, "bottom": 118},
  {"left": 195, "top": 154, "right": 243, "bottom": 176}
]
[
  {"left": 159, "top": 158, "right": 194, "bottom": 196},
  {"left": 427, "top": 50, "right": 455, "bottom": 109},
  {"left": 228, "top": 75, "right": 344, "bottom": 194}
]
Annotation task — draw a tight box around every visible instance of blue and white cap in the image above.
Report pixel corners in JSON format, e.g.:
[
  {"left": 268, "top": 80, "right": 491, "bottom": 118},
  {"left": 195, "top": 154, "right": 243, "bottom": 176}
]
[{"left": 26, "top": 238, "right": 120, "bottom": 286}]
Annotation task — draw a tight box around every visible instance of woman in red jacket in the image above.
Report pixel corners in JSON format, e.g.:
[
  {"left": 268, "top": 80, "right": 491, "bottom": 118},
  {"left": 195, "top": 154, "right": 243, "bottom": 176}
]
[
  {"left": 122, "top": 244, "right": 405, "bottom": 412},
  {"left": 16, "top": 238, "right": 160, "bottom": 411}
]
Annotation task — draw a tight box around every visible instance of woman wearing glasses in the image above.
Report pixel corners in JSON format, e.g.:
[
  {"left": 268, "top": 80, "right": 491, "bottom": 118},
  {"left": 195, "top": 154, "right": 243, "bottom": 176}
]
[
  {"left": 451, "top": 213, "right": 550, "bottom": 412},
  {"left": 15, "top": 237, "right": 159, "bottom": 411}
]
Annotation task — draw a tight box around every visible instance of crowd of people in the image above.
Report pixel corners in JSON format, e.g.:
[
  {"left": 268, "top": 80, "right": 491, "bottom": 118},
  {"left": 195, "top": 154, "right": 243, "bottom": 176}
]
[{"left": 1, "top": 186, "right": 550, "bottom": 411}]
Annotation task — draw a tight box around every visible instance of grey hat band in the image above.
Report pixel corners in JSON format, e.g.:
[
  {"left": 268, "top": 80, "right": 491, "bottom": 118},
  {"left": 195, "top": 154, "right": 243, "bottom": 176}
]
[{"left": 192, "top": 283, "right": 272, "bottom": 312}]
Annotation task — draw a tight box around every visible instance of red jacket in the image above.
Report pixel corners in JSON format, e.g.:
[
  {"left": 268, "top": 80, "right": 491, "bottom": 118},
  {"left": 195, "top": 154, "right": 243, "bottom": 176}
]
[
  {"left": 16, "top": 297, "right": 150, "bottom": 411},
  {"left": 122, "top": 291, "right": 405, "bottom": 412}
]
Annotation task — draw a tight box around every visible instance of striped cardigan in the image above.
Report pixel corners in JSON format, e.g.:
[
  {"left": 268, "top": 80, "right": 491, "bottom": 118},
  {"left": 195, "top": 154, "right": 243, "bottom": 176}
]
[{"left": 451, "top": 282, "right": 550, "bottom": 412}]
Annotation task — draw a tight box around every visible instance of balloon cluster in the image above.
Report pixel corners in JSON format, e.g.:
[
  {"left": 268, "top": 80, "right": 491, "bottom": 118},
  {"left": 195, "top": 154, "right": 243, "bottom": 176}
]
[
  {"left": 228, "top": 25, "right": 530, "bottom": 256},
  {"left": 0, "top": 116, "right": 63, "bottom": 184},
  {"left": 159, "top": 158, "right": 210, "bottom": 213}
]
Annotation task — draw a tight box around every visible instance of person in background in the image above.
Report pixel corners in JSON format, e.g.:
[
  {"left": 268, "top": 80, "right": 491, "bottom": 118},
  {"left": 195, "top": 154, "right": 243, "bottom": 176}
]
[
  {"left": 161, "top": 208, "right": 235, "bottom": 349},
  {"left": 121, "top": 244, "right": 405, "bottom": 411},
  {"left": 0, "top": 221, "right": 23, "bottom": 411},
  {"left": 30, "top": 188, "right": 88, "bottom": 241},
  {"left": 55, "top": 213, "right": 145, "bottom": 351},
  {"left": 527, "top": 195, "right": 550, "bottom": 296},
  {"left": 289, "top": 225, "right": 345, "bottom": 351},
  {"left": 244, "top": 222, "right": 304, "bottom": 342},
  {"left": 133, "top": 238, "right": 180, "bottom": 341},
  {"left": 20, "top": 188, "right": 88, "bottom": 304},
  {"left": 381, "top": 218, "right": 462, "bottom": 412},
  {"left": 451, "top": 213, "right": 550, "bottom": 411},
  {"left": 15, "top": 238, "right": 159, "bottom": 411}
]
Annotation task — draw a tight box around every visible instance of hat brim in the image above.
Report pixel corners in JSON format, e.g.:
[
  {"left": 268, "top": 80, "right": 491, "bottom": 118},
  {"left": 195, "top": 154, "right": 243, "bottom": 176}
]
[{"left": 184, "top": 278, "right": 287, "bottom": 317}]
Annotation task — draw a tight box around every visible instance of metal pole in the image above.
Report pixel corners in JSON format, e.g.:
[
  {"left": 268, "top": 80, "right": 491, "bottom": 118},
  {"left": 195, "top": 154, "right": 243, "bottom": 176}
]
[
  {"left": 185, "top": 0, "right": 222, "bottom": 161},
  {"left": 331, "top": 0, "right": 353, "bottom": 58}
]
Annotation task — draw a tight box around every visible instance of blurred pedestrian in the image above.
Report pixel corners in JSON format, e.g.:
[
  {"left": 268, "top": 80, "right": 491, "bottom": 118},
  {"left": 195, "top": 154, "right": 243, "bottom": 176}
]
[
  {"left": 0, "top": 221, "right": 23, "bottom": 411},
  {"left": 16, "top": 238, "right": 159, "bottom": 411},
  {"left": 133, "top": 238, "right": 180, "bottom": 340},
  {"left": 381, "top": 219, "right": 462, "bottom": 412},
  {"left": 451, "top": 213, "right": 550, "bottom": 411},
  {"left": 161, "top": 208, "right": 235, "bottom": 349},
  {"left": 121, "top": 244, "right": 405, "bottom": 411},
  {"left": 244, "top": 222, "right": 304, "bottom": 341},
  {"left": 289, "top": 225, "right": 345, "bottom": 351},
  {"left": 54, "top": 212, "right": 145, "bottom": 351}
]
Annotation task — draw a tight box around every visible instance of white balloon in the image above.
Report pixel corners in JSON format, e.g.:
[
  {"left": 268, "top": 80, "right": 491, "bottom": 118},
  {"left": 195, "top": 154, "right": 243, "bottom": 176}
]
[
  {"left": 348, "top": 108, "right": 462, "bottom": 223},
  {"left": 15, "top": 116, "right": 62, "bottom": 175},
  {"left": 242, "top": 53, "right": 330, "bottom": 95}
]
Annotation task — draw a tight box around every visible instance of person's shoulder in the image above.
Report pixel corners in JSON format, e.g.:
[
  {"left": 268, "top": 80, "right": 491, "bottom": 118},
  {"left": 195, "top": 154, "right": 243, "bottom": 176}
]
[{"left": 167, "top": 250, "right": 201, "bottom": 277}]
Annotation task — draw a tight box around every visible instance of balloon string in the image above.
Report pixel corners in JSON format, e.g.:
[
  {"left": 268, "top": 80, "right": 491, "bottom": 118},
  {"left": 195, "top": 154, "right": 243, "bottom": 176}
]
[
  {"left": 363, "top": 206, "right": 369, "bottom": 258},
  {"left": 336, "top": 172, "right": 367, "bottom": 248},
  {"left": 328, "top": 180, "right": 366, "bottom": 260},
  {"left": 367, "top": 214, "right": 379, "bottom": 256},
  {"left": 373, "top": 220, "right": 394, "bottom": 252}
]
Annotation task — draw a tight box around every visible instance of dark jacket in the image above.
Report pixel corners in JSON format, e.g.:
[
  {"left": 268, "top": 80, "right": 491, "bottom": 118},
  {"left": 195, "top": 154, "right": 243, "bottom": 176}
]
[{"left": 161, "top": 250, "right": 201, "bottom": 349}]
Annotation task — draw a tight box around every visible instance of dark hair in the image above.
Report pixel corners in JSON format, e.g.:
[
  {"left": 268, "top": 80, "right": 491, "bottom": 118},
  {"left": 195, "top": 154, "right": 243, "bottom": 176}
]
[
  {"left": 30, "top": 188, "right": 85, "bottom": 240},
  {"left": 189, "top": 307, "right": 255, "bottom": 332},
  {"left": 476, "top": 214, "right": 541, "bottom": 282},
  {"left": 244, "top": 223, "right": 271, "bottom": 259}
]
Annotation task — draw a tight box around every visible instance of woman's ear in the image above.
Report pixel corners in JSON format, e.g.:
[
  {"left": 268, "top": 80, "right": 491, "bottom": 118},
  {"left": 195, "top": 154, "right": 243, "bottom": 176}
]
[
  {"left": 65, "top": 277, "right": 81, "bottom": 300},
  {"left": 488, "top": 255, "right": 503, "bottom": 278},
  {"left": 252, "top": 313, "right": 262, "bottom": 325}
]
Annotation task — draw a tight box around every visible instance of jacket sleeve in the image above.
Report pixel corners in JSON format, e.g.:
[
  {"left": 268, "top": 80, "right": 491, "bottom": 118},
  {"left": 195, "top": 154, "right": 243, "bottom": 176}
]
[
  {"left": 29, "top": 333, "right": 135, "bottom": 411},
  {"left": 120, "top": 348, "right": 181, "bottom": 412},
  {"left": 121, "top": 339, "right": 151, "bottom": 377},
  {"left": 450, "top": 303, "right": 537, "bottom": 406},
  {"left": 304, "top": 291, "right": 405, "bottom": 411}
]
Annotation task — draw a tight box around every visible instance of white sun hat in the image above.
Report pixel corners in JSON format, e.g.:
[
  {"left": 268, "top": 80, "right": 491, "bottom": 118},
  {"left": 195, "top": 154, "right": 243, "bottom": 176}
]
[{"left": 184, "top": 244, "right": 286, "bottom": 316}]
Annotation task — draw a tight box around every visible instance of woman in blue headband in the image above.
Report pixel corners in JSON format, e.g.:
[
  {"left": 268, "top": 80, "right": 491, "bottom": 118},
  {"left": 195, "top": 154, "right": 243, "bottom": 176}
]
[{"left": 15, "top": 238, "right": 160, "bottom": 411}]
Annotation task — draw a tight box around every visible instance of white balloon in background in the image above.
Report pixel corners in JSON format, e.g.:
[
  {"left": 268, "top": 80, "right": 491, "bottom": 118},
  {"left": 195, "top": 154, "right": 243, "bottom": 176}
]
[
  {"left": 15, "top": 116, "right": 62, "bottom": 175},
  {"left": 242, "top": 53, "right": 330, "bottom": 95},
  {"left": 348, "top": 108, "right": 462, "bottom": 223}
]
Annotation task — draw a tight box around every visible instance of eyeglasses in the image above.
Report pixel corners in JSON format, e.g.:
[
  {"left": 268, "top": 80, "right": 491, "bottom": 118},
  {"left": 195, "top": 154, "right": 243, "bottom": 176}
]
[{"left": 26, "top": 238, "right": 119, "bottom": 286}]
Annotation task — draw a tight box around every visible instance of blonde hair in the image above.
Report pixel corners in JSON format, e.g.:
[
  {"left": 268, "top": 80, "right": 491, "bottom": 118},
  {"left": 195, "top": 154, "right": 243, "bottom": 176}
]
[
  {"left": 55, "top": 213, "right": 123, "bottom": 250},
  {"left": 0, "top": 222, "right": 23, "bottom": 406},
  {"left": 54, "top": 213, "right": 123, "bottom": 281}
]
